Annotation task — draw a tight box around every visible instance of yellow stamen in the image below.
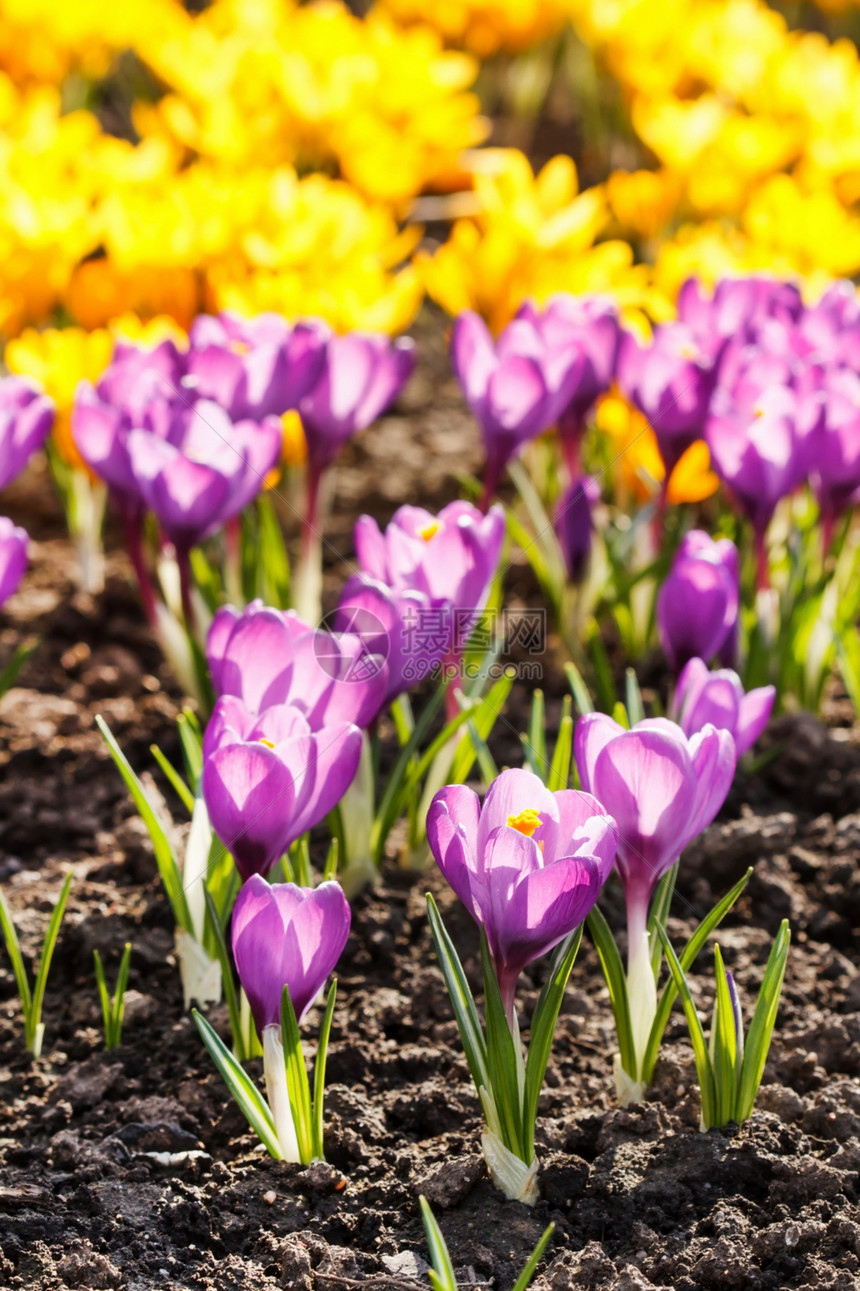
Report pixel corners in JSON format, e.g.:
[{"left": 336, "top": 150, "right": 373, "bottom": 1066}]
[
  {"left": 506, "top": 807, "right": 543, "bottom": 838},
  {"left": 419, "top": 521, "right": 440, "bottom": 542},
  {"left": 259, "top": 738, "right": 275, "bottom": 749}
]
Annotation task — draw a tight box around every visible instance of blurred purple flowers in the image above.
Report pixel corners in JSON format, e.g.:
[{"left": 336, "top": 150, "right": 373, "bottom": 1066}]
[
  {"left": 0, "top": 377, "right": 54, "bottom": 491},
  {"left": 617, "top": 324, "right": 717, "bottom": 483},
  {"left": 450, "top": 310, "right": 587, "bottom": 502},
  {"left": 657, "top": 530, "right": 739, "bottom": 672},
  {"left": 232, "top": 874, "right": 350, "bottom": 1036},
  {"left": 427, "top": 767, "right": 617, "bottom": 1019},
  {"left": 0, "top": 517, "right": 28, "bottom": 608},
  {"left": 297, "top": 332, "right": 415, "bottom": 482},
  {"left": 555, "top": 476, "right": 599, "bottom": 582}
]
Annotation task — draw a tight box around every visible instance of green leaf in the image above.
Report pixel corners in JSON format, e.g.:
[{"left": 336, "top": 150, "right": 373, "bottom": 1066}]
[
  {"left": 657, "top": 924, "right": 716, "bottom": 1128},
  {"left": 311, "top": 982, "right": 337, "bottom": 1161},
  {"left": 28, "top": 872, "right": 72, "bottom": 1055},
  {"left": 110, "top": 942, "right": 132, "bottom": 1048},
  {"left": 390, "top": 693, "right": 414, "bottom": 746},
  {"left": 480, "top": 929, "right": 525, "bottom": 1161},
  {"left": 612, "top": 700, "right": 629, "bottom": 729},
  {"left": 512, "top": 1223, "right": 556, "bottom": 1291},
  {"left": 93, "top": 950, "right": 111, "bottom": 1044},
  {"left": 149, "top": 745, "right": 195, "bottom": 815},
  {"left": 193, "top": 1010, "right": 282, "bottom": 1158},
  {"left": 0, "top": 637, "right": 38, "bottom": 700},
  {"left": 547, "top": 701, "right": 573, "bottom": 793},
  {"left": 448, "top": 667, "right": 515, "bottom": 787},
  {"left": 625, "top": 667, "right": 645, "bottom": 726},
  {"left": 523, "top": 928, "right": 581, "bottom": 1158},
  {"left": 96, "top": 716, "right": 193, "bottom": 933},
  {"left": 254, "top": 493, "right": 291, "bottom": 609},
  {"left": 0, "top": 886, "right": 31, "bottom": 1018},
  {"left": 564, "top": 661, "right": 594, "bottom": 715},
  {"left": 524, "top": 689, "right": 547, "bottom": 777},
  {"left": 281, "top": 986, "right": 313, "bottom": 1164},
  {"left": 370, "top": 685, "right": 446, "bottom": 863},
  {"left": 640, "top": 867, "right": 752, "bottom": 1085},
  {"left": 587, "top": 625, "right": 616, "bottom": 714},
  {"left": 177, "top": 710, "right": 204, "bottom": 791},
  {"left": 419, "top": 1197, "right": 458, "bottom": 1291},
  {"left": 586, "top": 906, "right": 636, "bottom": 1076},
  {"left": 425, "top": 895, "right": 489, "bottom": 1096},
  {"left": 322, "top": 837, "right": 339, "bottom": 883},
  {"left": 736, "top": 919, "right": 790, "bottom": 1123},
  {"left": 711, "top": 945, "right": 739, "bottom": 1127},
  {"left": 202, "top": 886, "right": 245, "bottom": 1060},
  {"left": 647, "top": 863, "right": 678, "bottom": 978}
]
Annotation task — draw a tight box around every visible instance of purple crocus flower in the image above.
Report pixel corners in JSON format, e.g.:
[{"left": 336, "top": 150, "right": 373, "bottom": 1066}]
[
  {"left": 202, "top": 695, "right": 362, "bottom": 880},
  {"left": 555, "top": 475, "right": 599, "bottom": 582},
  {"left": 616, "top": 324, "right": 718, "bottom": 482},
  {"left": 232, "top": 873, "right": 351, "bottom": 1035},
  {"left": 706, "top": 384, "right": 825, "bottom": 578},
  {"left": 185, "top": 314, "right": 328, "bottom": 421},
  {"left": 677, "top": 276, "right": 803, "bottom": 351},
  {"left": 795, "top": 280, "right": 860, "bottom": 371},
  {"left": 338, "top": 501, "right": 505, "bottom": 703},
  {"left": 0, "top": 377, "right": 54, "bottom": 491},
  {"left": 575, "top": 714, "right": 735, "bottom": 957},
  {"left": 334, "top": 580, "right": 437, "bottom": 702},
  {"left": 427, "top": 767, "right": 617, "bottom": 1021},
  {"left": 813, "top": 367, "right": 860, "bottom": 549},
  {"left": 353, "top": 501, "right": 504, "bottom": 630},
  {"left": 125, "top": 400, "right": 283, "bottom": 551},
  {"left": 673, "top": 657, "right": 775, "bottom": 758},
  {"left": 517, "top": 295, "right": 620, "bottom": 475},
  {"left": 451, "top": 310, "right": 586, "bottom": 505},
  {"left": 657, "top": 530, "right": 739, "bottom": 672},
  {"left": 207, "top": 601, "right": 389, "bottom": 729},
  {"left": 297, "top": 332, "right": 415, "bottom": 482},
  {"left": 0, "top": 517, "right": 28, "bottom": 607}
]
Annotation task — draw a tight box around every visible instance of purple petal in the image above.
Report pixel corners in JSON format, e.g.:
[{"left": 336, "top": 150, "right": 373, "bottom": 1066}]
[{"left": 735, "top": 686, "right": 775, "bottom": 757}]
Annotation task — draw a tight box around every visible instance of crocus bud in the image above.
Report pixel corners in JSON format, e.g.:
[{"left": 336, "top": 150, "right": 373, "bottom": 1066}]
[
  {"left": 673, "top": 658, "right": 775, "bottom": 758},
  {"left": 297, "top": 331, "right": 415, "bottom": 477},
  {"left": 427, "top": 768, "right": 617, "bottom": 1022},
  {"left": 206, "top": 602, "right": 388, "bottom": 729},
  {"left": 0, "top": 517, "right": 28, "bottom": 607},
  {"left": 555, "top": 475, "right": 599, "bottom": 581},
  {"left": 451, "top": 311, "right": 586, "bottom": 500},
  {"left": 616, "top": 324, "right": 717, "bottom": 481},
  {"left": 231, "top": 874, "right": 351, "bottom": 1036},
  {"left": 0, "top": 377, "right": 54, "bottom": 491},
  {"left": 201, "top": 696, "right": 363, "bottom": 879},
  {"left": 657, "top": 530, "right": 739, "bottom": 672}
]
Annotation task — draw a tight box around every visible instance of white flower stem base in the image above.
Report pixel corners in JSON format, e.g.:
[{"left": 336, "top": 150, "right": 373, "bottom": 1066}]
[
  {"left": 174, "top": 928, "right": 222, "bottom": 1011},
  {"left": 614, "top": 1054, "right": 647, "bottom": 1106},
  {"left": 263, "top": 1026, "right": 301, "bottom": 1163},
  {"left": 480, "top": 1130, "right": 539, "bottom": 1206}
]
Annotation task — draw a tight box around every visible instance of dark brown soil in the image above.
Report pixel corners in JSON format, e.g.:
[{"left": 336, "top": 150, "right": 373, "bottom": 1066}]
[{"left": 2, "top": 315, "right": 860, "bottom": 1290}]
